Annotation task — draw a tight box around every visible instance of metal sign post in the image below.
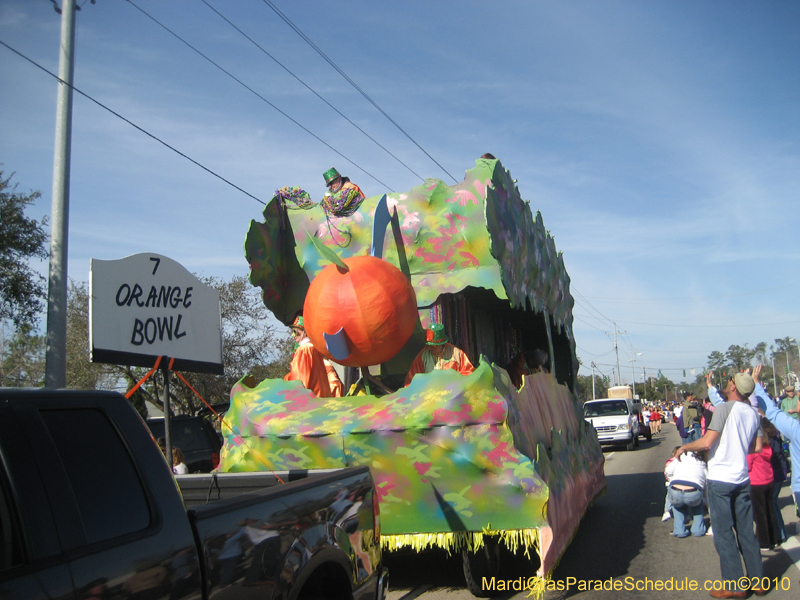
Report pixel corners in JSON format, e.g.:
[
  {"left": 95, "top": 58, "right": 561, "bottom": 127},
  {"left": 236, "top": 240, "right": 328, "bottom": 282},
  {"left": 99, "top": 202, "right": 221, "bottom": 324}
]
[{"left": 162, "top": 359, "right": 171, "bottom": 471}]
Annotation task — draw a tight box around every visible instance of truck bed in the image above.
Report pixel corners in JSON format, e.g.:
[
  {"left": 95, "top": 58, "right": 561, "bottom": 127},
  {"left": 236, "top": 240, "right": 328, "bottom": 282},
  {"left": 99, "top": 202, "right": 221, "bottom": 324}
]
[{"left": 176, "top": 468, "right": 366, "bottom": 508}]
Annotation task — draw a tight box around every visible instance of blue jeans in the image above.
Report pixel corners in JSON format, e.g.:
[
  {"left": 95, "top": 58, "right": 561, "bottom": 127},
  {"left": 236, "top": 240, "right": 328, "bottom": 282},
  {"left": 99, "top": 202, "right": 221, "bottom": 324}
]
[
  {"left": 771, "top": 481, "right": 786, "bottom": 542},
  {"left": 707, "top": 479, "right": 763, "bottom": 588},
  {"left": 668, "top": 486, "right": 706, "bottom": 537},
  {"left": 683, "top": 423, "right": 701, "bottom": 444}
]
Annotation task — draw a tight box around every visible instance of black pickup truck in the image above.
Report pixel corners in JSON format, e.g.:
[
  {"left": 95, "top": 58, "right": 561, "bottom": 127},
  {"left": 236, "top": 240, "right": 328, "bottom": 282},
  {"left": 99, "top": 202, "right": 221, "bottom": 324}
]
[{"left": 0, "top": 389, "right": 388, "bottom": 600}]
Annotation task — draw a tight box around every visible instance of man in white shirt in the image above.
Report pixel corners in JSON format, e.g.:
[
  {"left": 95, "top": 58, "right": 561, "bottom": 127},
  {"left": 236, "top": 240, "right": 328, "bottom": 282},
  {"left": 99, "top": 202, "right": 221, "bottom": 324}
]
[{"left": 676, "top": 372, "right": 763, "bottom": 599}]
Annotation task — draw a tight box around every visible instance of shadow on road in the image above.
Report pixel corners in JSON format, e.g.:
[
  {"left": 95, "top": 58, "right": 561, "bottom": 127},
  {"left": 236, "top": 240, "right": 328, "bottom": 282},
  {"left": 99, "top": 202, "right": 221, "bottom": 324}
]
[
  {"left": 385, "top": 545, "right": 540, "bottom": 599},
  {"left": 548, "top": 466, "right": 667, "bottom": 598},
  {"left": 385, "top": 548, "right": 464, "bottom": 593}
]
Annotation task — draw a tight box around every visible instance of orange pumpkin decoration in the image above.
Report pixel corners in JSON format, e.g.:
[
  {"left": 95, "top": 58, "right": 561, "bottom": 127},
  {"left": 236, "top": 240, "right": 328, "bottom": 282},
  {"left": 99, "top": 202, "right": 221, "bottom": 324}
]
[{"left": 303, "top": 255, "right": 417, "bottom": 367}]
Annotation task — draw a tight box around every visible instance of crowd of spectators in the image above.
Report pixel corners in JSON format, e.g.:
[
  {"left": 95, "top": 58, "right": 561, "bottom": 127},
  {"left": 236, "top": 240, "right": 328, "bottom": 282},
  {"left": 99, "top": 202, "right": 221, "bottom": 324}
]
[{"left": 654, "top": 367, "right": 798, "bottom": 598}]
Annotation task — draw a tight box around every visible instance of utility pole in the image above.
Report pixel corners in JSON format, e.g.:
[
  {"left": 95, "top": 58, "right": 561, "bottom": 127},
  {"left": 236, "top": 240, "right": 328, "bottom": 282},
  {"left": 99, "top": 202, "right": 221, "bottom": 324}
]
[
  {"left": 45, "top": 0, "right": 77, "bottom": 388},
  {"left": 591, "top": 362, "right": 597, "bottom": 400},
  {"left": 771, "top": 353, "right": 778, "bottom": 397},
  {"left": 605, "top": 323, "right": 625, "bottom": 386}
]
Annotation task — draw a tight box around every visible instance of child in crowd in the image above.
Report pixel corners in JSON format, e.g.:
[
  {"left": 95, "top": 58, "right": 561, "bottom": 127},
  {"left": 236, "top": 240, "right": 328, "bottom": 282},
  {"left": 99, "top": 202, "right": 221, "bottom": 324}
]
[
  {"left": 747, "top": 420, "right": 777, "bottom": 549},
  {"left": 172, "top": 447, "right": 188, "bottom": 475}
]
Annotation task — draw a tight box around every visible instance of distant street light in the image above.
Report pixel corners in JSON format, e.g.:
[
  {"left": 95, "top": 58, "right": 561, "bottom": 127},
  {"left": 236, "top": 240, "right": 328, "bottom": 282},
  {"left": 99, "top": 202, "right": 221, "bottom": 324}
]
[{"left": 629, "top": 351, "right": 642, "bottom": 397}]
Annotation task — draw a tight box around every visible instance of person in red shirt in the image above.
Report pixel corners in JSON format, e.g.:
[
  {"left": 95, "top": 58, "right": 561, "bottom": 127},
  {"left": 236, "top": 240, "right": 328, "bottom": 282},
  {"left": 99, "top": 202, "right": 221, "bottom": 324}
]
[
  {"left": 284, "top": 316, "right": 332, "bottom": 398},
  {"left": 405, "top": 323, "right": 474, "bottom": 386}
]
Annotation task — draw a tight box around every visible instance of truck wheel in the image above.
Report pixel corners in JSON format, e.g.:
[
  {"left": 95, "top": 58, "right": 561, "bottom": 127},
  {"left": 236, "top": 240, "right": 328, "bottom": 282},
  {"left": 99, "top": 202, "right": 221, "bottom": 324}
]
[
  {"left": 626, "top": 435, "right": 635, "bottom": 451},
  {"left": 462, "top": 539, "right": 502, "bottom": 597}
]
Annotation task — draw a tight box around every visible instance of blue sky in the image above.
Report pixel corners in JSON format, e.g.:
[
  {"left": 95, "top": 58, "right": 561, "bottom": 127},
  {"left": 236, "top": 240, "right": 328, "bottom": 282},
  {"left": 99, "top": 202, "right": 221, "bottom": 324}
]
[{"left": 2, "top": 0, "right": 799, "bottom": 387}]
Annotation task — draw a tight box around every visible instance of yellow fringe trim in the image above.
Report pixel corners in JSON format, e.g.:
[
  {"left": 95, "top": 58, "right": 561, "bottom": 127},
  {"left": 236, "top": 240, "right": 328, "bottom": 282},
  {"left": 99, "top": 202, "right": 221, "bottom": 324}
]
[
  {"left": 381, "top": 528, "right": 548, "bottom": 600},
  {"left": 381, "top": 526, "right": 540, "bottom": 558}
]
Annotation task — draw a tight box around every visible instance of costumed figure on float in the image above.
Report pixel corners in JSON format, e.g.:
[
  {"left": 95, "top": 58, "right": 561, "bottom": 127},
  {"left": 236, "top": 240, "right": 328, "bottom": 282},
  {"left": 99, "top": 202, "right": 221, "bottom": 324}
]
[
  {"left": 284, "top": 315, "right": 333, "bottom": 398},
  {"left": 405, "top": 323, "right": 474, "bottom": 386}
]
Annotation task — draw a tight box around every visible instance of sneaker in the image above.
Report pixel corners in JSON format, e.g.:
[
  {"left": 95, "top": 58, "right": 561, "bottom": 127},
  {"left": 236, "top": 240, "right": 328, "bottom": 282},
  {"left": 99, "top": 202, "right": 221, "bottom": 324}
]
[
  {"left": 705, "top": 526, "right": 713, "bottom": 536},
  {"left": 662, "top": 511, "right": 672, "bottom": 522}
]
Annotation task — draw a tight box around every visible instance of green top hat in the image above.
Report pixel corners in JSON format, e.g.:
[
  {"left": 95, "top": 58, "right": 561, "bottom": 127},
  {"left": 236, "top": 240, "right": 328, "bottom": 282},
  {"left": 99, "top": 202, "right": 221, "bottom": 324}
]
[
  {"left": 323, "top": 167, "right": 341, "bottom": 185},
  {"left": 291, "top": 315, "right": 304, "bottom": 329},
  {"left": 426, "top": 323, "right": 448, "bottom": 345}
]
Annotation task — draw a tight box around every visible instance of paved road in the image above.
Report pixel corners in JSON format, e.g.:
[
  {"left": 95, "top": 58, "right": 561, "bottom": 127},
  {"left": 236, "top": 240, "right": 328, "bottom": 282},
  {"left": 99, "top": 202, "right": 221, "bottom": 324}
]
[{"left": 385, "top": 422, "right": 800, "bottom": 600}]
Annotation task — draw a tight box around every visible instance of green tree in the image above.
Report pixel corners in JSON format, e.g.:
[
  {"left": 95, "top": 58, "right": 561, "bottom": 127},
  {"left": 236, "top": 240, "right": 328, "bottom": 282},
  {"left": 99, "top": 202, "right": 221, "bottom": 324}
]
[
  {"left": 1, "top": 323, "right": 45, "bottom": 386},
  {"left": 773, "top": 337, "right": 797, "bottom": 374},
  {"left": 0, "top": 171, "right": 48, "bottom": 327},
  {"left": 725, "top": 344, "right": 754, "bottom": 373},
  {"left": 647, "top": 374, "right": 679, "bottom": 405},
  {"left": 575, "top": 373, "right": 608, "bottom": 403},
  {"left": 753, "top": 342, "right": 768, "bottom": 364},
  {"left": 66, "top": 280, "right": 117, "bottom": 390},
  {"left": 699, "top": 338, "right": 800, "bottom": 395},
  {"left": 707, "top": 350, "right": 726, "bottom": 373}
]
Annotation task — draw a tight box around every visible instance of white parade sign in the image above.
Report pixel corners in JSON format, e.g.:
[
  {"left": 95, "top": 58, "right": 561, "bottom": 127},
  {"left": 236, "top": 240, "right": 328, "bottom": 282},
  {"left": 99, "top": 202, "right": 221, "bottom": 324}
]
[{"left": 90, "top": 253, "right": 224, "bottom": 374}]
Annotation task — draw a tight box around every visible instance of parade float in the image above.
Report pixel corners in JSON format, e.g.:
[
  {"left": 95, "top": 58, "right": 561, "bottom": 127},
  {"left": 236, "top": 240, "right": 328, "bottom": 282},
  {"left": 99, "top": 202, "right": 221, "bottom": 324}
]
[{"left": 220, "top": 156, "right": 606, "bottom": 595}]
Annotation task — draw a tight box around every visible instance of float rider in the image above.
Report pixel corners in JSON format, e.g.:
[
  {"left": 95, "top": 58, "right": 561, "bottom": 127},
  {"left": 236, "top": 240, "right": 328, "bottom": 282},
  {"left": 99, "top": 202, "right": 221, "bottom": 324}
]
[
  {"left": 284, "top": 316, "right": 333, "bottom": 397},
  {"left": 323, "top": 167, "right": 364, "bottom": 199},
  {"left": 405, "top": 323, "right": 475, "bottom": 386}
]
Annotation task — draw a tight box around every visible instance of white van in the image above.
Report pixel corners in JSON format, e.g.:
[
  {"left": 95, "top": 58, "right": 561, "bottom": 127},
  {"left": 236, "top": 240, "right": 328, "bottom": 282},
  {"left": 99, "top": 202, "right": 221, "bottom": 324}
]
[{"left": 583, "top": 397, "right": 640, "bottom": 451}]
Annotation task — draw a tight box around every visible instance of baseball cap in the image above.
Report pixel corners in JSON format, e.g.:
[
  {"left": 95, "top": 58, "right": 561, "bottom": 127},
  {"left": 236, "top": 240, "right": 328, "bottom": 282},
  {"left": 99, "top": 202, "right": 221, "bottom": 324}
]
[{"left": 734, "top": 372, "right": 755, "bottom": 396}]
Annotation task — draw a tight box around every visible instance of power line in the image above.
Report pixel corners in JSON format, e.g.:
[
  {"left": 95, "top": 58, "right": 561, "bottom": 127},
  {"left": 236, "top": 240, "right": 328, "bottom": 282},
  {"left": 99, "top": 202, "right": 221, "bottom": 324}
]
[
  {"left": 0, "top": 39, "right": 267, "bottom": 205},
  {"left": 575, "top": 344, "right": 615, "bottom": 359},
  {"left": 575, "top": 284, "right": 799, "bottom": 304},
  {"left": 612, "top": 319, "right": 800, "bottom": 329},
  {"left": 199, "top": 0, "right": 424, "bottom": 183},
  {"left": 572, "top": 283, "right": 800, "bottom": 329},
  {"left": 571, "top": 285, "right": 616, "bottom": 326},
  {"left": 260, "top": 0, "right": 459, "bottom": 184},
  {"left": 572, "top": 314, "right": 609, "bottom": 333},
  {"left": 571, "top": 286, "right": 617, "bottom": 330},
  {"left": 124, "top": 0, "right": 394, "bottom": 192}
]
